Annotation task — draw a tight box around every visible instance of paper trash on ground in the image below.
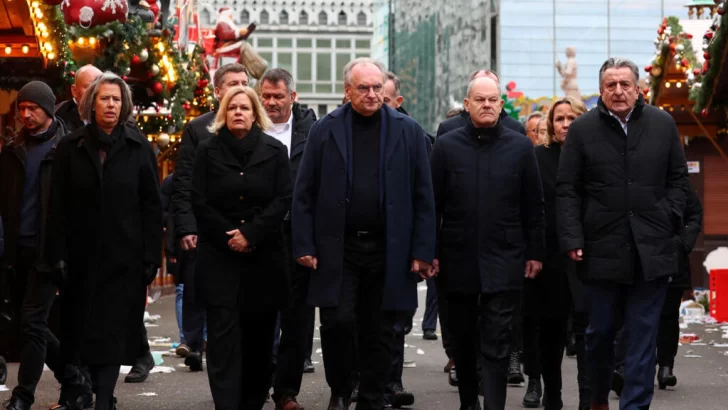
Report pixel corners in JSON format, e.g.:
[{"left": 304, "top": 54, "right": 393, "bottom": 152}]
[
  {"left": 416, "top": 349, "right": 425, "bottom": 355},
  {"left": 137, "top": 392, "right": 158, "bottom": 396},
  {"left": 0, "top": 385, "right": 9, "bottom": 392},
  {"left": 120, "top": 365, "right": 175, "bottom": 374}
]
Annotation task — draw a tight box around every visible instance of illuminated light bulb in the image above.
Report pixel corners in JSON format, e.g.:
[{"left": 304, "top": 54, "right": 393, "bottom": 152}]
[
  {"left": 78, "top": 37, "right": 85, "bottom": 45},
  {"left": 32, "top": 1, "right": 39, "bottom": 7},
  {"left": 4, "top": 46, "right": 10, "bottom": 55},
  {"left": 38, "top": 23, "right": 46, "bottom": 31},
  {"left": 147, "top": 136, "right": 153, "bottom": 142},
  {"left": 48, "top": 52, "right": 55, "bottom": 60},
  {"left": 676, "top": 82, "right": 682, "bottom": 88},
  {"left": 665, "top": 82, "right": 671, "bottom": 88},
  {"left": 157, "top": 43, "right": 165, "bottom": 52},
  {"left": 89, "top": 37, "right": 96, "bottom": 45},
  {"left": 42, "top": 31, "right": 49, "bottom": 38},
  {"left": 22, "top": 44, "right": 29, "bottom": 54},
  {"left": 68, "top": 40, "right": 74, "bottom": 46},
  {"left": 44, "top": 42, "right": 52, "bottom": 52},
  {"left": 35, "top": 10, "right": 43, "bottom": 19}
]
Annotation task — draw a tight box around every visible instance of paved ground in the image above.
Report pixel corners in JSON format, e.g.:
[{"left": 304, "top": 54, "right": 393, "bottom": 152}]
[{"left": 2, "top": 285, "right": 728, "bottom": 409}]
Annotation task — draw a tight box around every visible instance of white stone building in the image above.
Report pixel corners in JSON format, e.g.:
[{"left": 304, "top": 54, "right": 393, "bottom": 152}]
[{"left": 198, "top": 0, "right": 374, "bottom": 117}]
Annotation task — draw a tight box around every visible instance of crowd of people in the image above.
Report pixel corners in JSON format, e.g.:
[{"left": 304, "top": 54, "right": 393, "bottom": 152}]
[{"left": 0, "top": 52, "right": 701, "bottom": 410}]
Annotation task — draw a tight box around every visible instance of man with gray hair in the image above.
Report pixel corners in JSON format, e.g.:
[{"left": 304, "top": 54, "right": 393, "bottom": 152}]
[
  {"left": 557, "top": 57, "right": 690, "bottom": 410},
  {"left": 524, "top": 112, "right": 544, "bottom": 145},
  {"left": 431, "top": 75, "right": 545, "bottom": 410},
  {"left": 292, "top": 57, "right": 436, "bottom": 410}
]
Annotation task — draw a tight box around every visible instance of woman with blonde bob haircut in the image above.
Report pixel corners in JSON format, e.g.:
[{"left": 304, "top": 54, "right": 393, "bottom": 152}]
[
  {"left": 521, "top": 96, "right": 589, "bottom": 410},
  {"left": 192, "top": 84, "right": 291, "bottom": 409}
]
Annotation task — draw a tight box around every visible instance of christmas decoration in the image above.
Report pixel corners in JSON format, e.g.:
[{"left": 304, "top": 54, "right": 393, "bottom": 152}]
[
  {"left": 140, "top": 48, "right": 149, "bottom": 62},
  {"left": 152, "top": 81, "right": 163, "bottom": 94},
  {"left": 645, "top": 17, "right": 699, "bottom": 103},
  {"left": 213, "top": 7, "right": 267, "bottom": 79},
  {"left": 61, "top": 0, "right": 128, "bottom": 28},
  {"left": 150, "top": 64, "right": 160, "bottom": 75},
  {"left": 690, "top": 0, "right": 728, "bottom": 113}
]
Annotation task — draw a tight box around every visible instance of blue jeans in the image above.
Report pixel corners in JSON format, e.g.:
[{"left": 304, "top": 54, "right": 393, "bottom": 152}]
[{"left": 175, "top": 284, "right": 186, "bottom": 344}]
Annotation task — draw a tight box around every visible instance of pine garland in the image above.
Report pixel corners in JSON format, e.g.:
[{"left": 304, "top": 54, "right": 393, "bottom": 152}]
[
  {"left": 643, "top": 16, "right": 699, "bottom": 103},
  {"left": 690, "top": 4, "right": 728, "bottom": 114}
]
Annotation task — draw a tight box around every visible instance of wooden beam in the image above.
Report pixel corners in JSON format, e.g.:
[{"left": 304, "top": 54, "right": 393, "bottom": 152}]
[
  {"left": 0, "top": 34, "right": 43, "bottom": 44},
  {"left": 0, "top": 0, "right": 12, "bottom": 31},
  {"left": 677, "top": 123, "right": 718, "bottom": 137},
  {"left": 688, "top": 109, "right": 728, "bottom": 161}
]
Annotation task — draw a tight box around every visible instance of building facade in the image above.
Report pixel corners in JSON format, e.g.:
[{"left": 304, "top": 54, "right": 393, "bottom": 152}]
[{"left": 198, "top": 0, "right": 374, "bottom": 117}]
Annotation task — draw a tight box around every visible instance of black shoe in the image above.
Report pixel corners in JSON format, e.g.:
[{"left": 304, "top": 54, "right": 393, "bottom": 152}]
[
  {"left": 326, "top": 396, "right": 348, "bottom": 410},
  {"left": 522, "top": 377, "right": 542, "bottom": 408},
  {"left": 350, "top": 382, "right": 359, "bottom": 402},
  {"left": 125, "top": 351, "right": 154, "bottom": 383},
  {"left": 387, "top": 384, "right": 415, "bottom": 408},
  {"left": 423, "top": 330, "right": 438, "bottom": 340},
  {"left": 611, "top": 368, "right": 624, "bottom": 397},
  {"left": 565, "top": 340, "right": 577, "bottom": 357},
  {"left": 3, "top": 396, "right": 31, "bottom": 410},
  {"left": 507, "top": 351, "right": 524, "bottom": 384},
  {"left": 303, "top": 358, "right": 315, "bottom": 374},
  {"left": 185, "top": 351, "right": 204, "bottom": 372},
  {"left": 55, "top": 390, "right": 94, "bottom": 410},
  {"left": 657, "top": 366, "right": 677, "bottom": 390},
  {"left": 448, "top": 366, "right": 459, "bottom": 386},
  {"left": 460, "top": 401, "right": 481, "bottom": 410}
]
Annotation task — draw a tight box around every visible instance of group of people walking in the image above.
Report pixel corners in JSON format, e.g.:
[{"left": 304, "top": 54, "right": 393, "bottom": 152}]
[{"left": 0, "top": 52, "right": 700, "bottom": 410}]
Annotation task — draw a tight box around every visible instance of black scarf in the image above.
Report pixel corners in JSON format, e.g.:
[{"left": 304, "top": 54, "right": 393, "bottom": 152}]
[
  {"left": 25, "top": 118, "right": 60, "bottom": 143},
  {"left": 87, "top": 119, "right": 123, "bottom": 153},
  {"left": 465, "top": 116, "right": 503, "bottom": 143},
  {"left": 219, "top": 124, "right": 261, "bottom": 168}
]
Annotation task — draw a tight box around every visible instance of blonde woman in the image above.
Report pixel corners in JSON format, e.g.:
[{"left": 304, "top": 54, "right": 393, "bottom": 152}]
[
  {"left": 191, "top": 85, "right": 291, "bottom": 409},
  {"left": 522, "top": 96, "right": 587, "bottom": 410}
]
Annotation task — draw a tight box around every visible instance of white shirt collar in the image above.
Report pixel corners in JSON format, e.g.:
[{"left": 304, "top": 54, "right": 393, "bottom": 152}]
[{"left": 271, "top": 112, "right": 293, "bottom": 133}]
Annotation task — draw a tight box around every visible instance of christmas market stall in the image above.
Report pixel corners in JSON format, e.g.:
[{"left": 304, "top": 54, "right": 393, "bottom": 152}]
[{"left": 642, "top": 1, "right": 728, "bottom": 287}]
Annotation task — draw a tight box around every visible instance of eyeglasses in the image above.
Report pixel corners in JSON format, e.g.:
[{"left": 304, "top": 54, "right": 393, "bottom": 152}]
[{"left": 355, "top": 84, "right": 383, "bottom": 95}]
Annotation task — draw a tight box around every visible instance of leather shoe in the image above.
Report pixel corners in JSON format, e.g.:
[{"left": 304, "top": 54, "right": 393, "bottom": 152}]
[
  {"left": 303, "top": 358, "right": 315, "bottom": 374},
  {"left": 387, "top": 384, "right": 414, "bottom": 408},
  {"left": 185, "top": 351, "right": 204, "bottom": 372},
  {"left": 611, "top": 368, "right": 624, "bottom": 397},
  {"left": 175, "top": 343, "right": 190, "bottom": 358},
  {"left": 444, "top": 358, "right": 454, "bottom": 373},
  {"left": 423, "top": 329, "right": 438, "bottom": 340},
  {"left": 657, "top": 365, "right": 677, "bottom": 389},
  {"left": 460, "top": 401, "right": 482, "bottom": 410},
  {"left": 448, "top": 366, "right": 459, "bottom": 386},
  {"left": 3, "top": 396, "right": 31, "bottom": 410},
  {"left": 275, "top": 395, "right": 304, "bottom": 410},
  {"left": 125, "top": 351, "right": 154, "bottom": 383},
  {"left": 326, "top": 396, "right": 348, "bottom": 410}
]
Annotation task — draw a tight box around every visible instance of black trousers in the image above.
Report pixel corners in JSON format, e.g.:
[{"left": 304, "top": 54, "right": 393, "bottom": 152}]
[
  {"left": 89, "top": 364, "right": 121, "bottom": 410},
  {"left": 657, "top": 287, "right": 684, "bottom": 369},
  {"left": 206, "top": 304, "right": 277, "bottom": 410},
  {"left": 320, "top": 236, "right": 395, "bottom": 410},
  {"left": 422, "top": 278, "right": 438, "bottom": 331},
  {"left": 448, "top": 291, "right": 518, "bottom": 410},
  {"left": 272, "top": 262, "right": 315, "bottom": 402},
  {"left": 10, "top": 246, "right": 88, "bottom": 404},
  {"left": 434, "top": 275, "right": 453, "bottom": 359},
  {"left": 387, "top": 311, "right": 413, "bottom": 388},
  {"left": 181, "top": 249, "right": 207, "bottom": 354}
]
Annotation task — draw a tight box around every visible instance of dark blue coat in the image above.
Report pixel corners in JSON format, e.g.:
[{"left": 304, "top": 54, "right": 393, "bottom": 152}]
[
  {"left": 431, "top": 118, "right": 545, "bottom": 294},
  {"left": 292, "top": 104, "right": 436, "bottom": 311}
]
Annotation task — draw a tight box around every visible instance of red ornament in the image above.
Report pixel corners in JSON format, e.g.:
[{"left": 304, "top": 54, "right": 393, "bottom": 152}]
[
  {"left": 669, "top": 43, "right": 677, "bottom": 53},
  {"left": 686, "top": 33, "right": 694, "bottom": 39},
  {"left": 44, "top": 0, "right": 63, "bottom": 5},
  {"left": 122, "top": 75, "right": 128, "bottom": 81},
  {"left": 693, "top": 68, "right": 701, "bottom": 76},
  {"left": 702, "top": 108, "right": 710, "bottom": 118},
  {"left": 61, "top": 0, "right": 128, "bottom": 27},
  {"left": 645, "top": 64, "right": 653, "bottom": 73},
  {"left": 658, "top": 28, "right": 664, "bottom": 35},
  {"left": 704, "top": 51, "right": 711, "bottom": 60},
  {"left": 507, "top": 81, "right": 517, "bottom": 91},
  {"left": 705, "top": 32, "right": 714, "bottom": 40},
  {"left": 643, "top": 87, "right": 650, "bottom": 95},
  {"left": 682, "top": 58, "right": 689, "bottom": 67},
  {"left": 132, "top": 55, "right": 141, "bottom": 65},
  {"left": 69, "top": 70, "right": 76, "bottom": 78},
  {"left": 703, "top": 61, "right": 710, "bottom": 74},
  {"left": 152, "top": 82, "right": 163, "bottom": 94}
]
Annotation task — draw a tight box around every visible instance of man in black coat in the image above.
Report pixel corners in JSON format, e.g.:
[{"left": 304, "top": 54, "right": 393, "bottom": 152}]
[
  {"left": 434, "top": 68, "right": 528, "bottom": 387},
  {"left": 0, "top": 82, "right": 92, "bottom": 410},
  {"left": 292, "top": 58, "right": 436, "bottom": 410},
  {"left": 258, "top": 68, "right": 318, "bottom": 410},
  {"left": 431, "top": 76, "right": 545, "bottom": 410},
  {"left": 54, "top": 64, "right": 102, "bottom": 134},
  {"left": 556, "top": 58, "right": 689, "bottom": 410},
  {"left": 171, "top": 63, "right": 250, "bottom": 371}
]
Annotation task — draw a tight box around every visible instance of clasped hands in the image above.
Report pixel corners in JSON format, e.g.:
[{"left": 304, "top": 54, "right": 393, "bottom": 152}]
[{"left": 226, "top": 229, "right": 252, "bottom": 253}]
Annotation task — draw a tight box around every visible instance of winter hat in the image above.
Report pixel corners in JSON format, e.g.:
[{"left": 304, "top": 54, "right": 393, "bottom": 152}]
[{"left": 17, "top": 81, "right": 55, "bottom": 117}]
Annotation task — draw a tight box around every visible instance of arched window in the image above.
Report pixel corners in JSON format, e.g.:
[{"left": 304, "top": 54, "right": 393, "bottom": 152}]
[
  {"left": 280, "top": 10, "right": 289, "bottom": 24},
  {"left": 338, "top": 11, "right": 347, "bottom": 25},
  {"left": 260, "top": 10, "right": 270, "bottom": 25},
  {"left": 299, "top": 10, "right": 308, "bottom": 25},
  {"left": 318, "top": 11, "right": 327, "bottom": 25},
  {"left": 240, "top": 10, "right": 250, "bottom": 25},
  {"left": 357, "top": 11, "right": 366, "bottom": 26},
  {"left": 201, "top": 8, "right": 212, "bottom": 25}
]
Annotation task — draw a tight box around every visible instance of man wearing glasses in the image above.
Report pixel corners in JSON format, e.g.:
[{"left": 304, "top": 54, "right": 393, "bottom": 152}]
[{"left": 292, "top": 57, "right": 436, "bottom": 410}]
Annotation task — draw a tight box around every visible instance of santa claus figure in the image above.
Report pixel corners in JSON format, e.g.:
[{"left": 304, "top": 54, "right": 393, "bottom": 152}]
[{"left": 214, "top": 7, "right": 267, "bottom": 79}]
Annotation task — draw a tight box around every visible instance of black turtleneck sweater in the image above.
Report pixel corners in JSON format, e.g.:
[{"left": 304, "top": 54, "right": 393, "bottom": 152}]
[{"left": 346, "top": 109, "right": 383, "bottom": 234}]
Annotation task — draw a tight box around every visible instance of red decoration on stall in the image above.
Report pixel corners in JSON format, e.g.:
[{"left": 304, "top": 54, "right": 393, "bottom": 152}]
[
  {"left": 645, "top": 65, "right": 653, "bottom": 73},
  {"left": 152, "top": 81, "right": 164, "bottom": 94}
]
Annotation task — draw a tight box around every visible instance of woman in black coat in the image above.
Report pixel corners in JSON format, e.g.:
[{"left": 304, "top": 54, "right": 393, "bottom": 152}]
[
  {"left": 192, "top": 85, "right": 291, "bottom": 409},
  {"left": 656, "top": 186, "right": 702, "bottom": 389},
  {"left": 525, "top": 96, "right": 587, "bottom": 410},
  {"left": 50, "top": 72, "right": 162, "bottom": 410}
]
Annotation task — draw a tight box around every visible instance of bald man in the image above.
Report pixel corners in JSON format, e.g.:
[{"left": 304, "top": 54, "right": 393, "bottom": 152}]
[
  {"left": 55, "top": 64, "right": 103, "bottom": 133},
  {"left": 430, "top": 77, "right": 545, "bottom": 410}
]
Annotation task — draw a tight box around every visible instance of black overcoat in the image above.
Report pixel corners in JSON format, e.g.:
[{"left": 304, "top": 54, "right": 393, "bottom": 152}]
[
  {"left": 50, "top": 124, "right": 162, "bottom": 366},
  {"left": 431, "top": 119, "right": 545, "bottom": 295},
  {"left": 556, "top": 96, "right": 690, "bottom": 283},
  {"left": 191, "top": 127, "right": 291, "bottom": 311},
  {"left": 291, "top": 104, "right": 436, "bottom": 311}
]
